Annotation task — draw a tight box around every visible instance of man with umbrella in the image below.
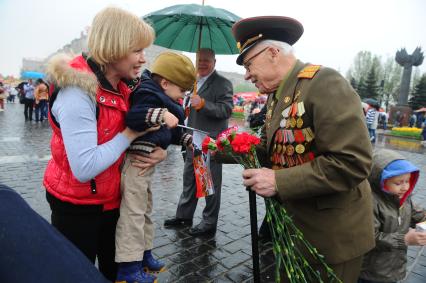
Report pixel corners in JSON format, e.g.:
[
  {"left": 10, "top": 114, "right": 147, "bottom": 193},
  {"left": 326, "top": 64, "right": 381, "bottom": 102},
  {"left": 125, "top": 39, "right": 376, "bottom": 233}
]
[
  {"left": 233, "top": 16, "right": 374, "bottom": 282},
  {"left": 164, "top": 48, "right": 234, "bottom": 236}
]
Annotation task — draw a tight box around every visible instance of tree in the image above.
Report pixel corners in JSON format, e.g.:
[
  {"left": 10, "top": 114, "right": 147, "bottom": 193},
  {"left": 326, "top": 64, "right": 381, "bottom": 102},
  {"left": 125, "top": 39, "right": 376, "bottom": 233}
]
[
  {"left": 409, "top": 74, "right": 426, "bottom": 110},
  {"left": 357, "top": 77, "right": 367, "bottom": 98},
  {"left": 362, "top": 66, "right": 380, "bottom": 99},
  {"left": 348, "top": 51, "right": 373, "bottom": 82},
  {"left": 382, "top": 56, "right": 403, "bottom": 108}
]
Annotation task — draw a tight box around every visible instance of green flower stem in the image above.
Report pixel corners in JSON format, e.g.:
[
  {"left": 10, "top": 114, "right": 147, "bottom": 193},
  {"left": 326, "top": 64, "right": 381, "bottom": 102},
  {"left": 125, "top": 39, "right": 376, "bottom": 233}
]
[{"left": 219, "top": 144, "right": 342, "bottom": 282}]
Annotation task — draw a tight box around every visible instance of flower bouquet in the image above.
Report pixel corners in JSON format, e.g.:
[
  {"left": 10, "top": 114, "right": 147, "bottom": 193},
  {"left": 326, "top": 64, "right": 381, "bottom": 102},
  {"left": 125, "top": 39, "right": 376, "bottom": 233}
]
[{"left": 202, "top": 126, "right": 342, "bottom": 283}]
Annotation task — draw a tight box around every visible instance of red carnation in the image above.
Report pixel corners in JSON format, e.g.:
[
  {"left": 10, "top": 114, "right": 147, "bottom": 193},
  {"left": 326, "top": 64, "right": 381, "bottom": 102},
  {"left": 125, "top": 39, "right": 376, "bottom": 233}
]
[
  {"left": 231, "top": 132, "right": 256, "bottom": 153},
  {"left": 201, "top": 136, "right": 218, "bottom": 154},
  {"left": 202, "top": 136, "right": 212, "bottom": 154}
]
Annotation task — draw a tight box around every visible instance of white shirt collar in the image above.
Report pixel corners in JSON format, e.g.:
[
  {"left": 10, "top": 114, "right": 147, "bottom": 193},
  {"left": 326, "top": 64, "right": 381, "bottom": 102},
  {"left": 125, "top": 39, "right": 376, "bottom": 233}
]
[{"left": 197, "top": 69, "right": 215, "bottom": 89}]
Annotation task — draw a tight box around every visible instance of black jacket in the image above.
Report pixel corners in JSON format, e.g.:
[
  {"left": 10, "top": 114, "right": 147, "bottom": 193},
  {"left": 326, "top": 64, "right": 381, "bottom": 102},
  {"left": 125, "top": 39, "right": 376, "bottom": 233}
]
[{"left": 126, "top": 70, "right": 188, "bottom": 150}]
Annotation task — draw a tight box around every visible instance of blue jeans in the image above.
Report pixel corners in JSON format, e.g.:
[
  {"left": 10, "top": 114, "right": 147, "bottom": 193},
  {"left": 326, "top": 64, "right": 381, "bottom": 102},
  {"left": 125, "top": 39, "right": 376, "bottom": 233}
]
[
  {"left": 368, "top": 128, "right": 376, "bottom": 142},
  {"left": 35, "top": 100, "right": 47, "bottom": 121}
]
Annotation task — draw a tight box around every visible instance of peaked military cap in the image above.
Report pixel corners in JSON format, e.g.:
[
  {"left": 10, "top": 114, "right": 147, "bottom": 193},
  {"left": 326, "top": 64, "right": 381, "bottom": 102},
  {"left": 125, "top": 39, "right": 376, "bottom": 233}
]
[{"left": 232, "top": 16, "right": 304, "bottom": 65}]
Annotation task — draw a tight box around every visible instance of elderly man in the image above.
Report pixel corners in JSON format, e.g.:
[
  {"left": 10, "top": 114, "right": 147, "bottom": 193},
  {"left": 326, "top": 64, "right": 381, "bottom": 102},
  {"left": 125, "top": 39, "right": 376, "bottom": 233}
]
[
  {"left": 232, "top": 16, "right": 375, "bottom": 282},
  {"left": 164, "top": 48, "right": 233, "bottom": 236}
]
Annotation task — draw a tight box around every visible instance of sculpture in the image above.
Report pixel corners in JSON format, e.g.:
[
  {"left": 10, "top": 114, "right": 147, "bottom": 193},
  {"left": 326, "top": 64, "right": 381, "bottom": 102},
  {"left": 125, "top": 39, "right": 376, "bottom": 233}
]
[{"left": 395, "top": 47, "right": 424, "bottom": 105}]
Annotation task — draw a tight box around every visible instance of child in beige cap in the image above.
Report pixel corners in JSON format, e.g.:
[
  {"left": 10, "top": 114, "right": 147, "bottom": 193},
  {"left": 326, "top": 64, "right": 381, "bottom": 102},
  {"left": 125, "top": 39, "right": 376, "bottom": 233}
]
[{"left": 115, "top": 52, "right": 196, "bottom": 283}]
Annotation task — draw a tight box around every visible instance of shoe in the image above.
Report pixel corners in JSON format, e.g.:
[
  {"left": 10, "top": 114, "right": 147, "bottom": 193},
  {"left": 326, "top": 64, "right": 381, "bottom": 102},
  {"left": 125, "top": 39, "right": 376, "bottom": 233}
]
[
  {"left": 142, "top": 250, "right": 166, "bottom": 273},
  {"left": 188, "top": 225, "right": 216, "bottom": 236},
  {"left": 116, "top": 262, "right": 157, "bottom": 283},
  {"left": 163, "top": 217, "right": 192, "bottom": 227}
]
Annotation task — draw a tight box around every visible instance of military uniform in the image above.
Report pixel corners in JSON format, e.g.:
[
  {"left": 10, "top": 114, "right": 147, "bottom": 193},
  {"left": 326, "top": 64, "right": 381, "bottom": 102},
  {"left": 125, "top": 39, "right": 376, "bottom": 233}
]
[
  {"left": 263, "top": 60, "right": 375, "bottom": 263},
  {"left": 232, "top": 16, "right": 375, "bottom": 282}
]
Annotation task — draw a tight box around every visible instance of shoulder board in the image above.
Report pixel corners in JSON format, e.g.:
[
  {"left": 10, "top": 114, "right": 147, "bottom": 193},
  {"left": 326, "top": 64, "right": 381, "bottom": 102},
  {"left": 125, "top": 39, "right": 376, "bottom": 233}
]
[{"left": 297, "top": 65, "right": 321, "bottom": 79}]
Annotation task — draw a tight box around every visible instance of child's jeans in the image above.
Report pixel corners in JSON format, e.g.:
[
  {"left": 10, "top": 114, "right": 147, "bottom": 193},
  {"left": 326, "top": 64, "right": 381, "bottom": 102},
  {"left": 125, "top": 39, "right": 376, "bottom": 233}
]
[
  {"left": 368, "top": 127, "right": 376, "bottom": 142},
  {"left": 115, "top": 154, "right": 155, "bottom": 262}
]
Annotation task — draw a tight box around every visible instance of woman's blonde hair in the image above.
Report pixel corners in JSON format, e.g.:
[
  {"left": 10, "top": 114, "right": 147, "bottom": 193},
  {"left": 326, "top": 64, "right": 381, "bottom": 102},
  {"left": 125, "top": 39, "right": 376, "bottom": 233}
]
[{"left": 88, "top": 7, "right": 155, "bottom": 68}]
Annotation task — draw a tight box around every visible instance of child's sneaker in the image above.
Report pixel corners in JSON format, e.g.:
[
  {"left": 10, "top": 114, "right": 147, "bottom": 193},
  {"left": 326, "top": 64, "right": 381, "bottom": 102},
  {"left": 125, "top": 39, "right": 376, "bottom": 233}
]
[
  {"left": 142, "top": 250, "right": 166, "bottom": 273},
  {"left": 116, "top": 261, "right": 157, "bottom": 283}
]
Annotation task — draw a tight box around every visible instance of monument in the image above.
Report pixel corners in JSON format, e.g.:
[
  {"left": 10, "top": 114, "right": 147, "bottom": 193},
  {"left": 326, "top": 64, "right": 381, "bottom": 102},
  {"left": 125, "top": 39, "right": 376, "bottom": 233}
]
[{"left": 390, "top": 47, "right": 424, "bottom": 126}]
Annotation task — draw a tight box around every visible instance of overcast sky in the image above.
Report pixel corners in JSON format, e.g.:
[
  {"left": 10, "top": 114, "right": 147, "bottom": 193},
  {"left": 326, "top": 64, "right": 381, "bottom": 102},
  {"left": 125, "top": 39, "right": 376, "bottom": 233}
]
[{"left": 1, "top": 0, "right": 425, "bottom": 78}]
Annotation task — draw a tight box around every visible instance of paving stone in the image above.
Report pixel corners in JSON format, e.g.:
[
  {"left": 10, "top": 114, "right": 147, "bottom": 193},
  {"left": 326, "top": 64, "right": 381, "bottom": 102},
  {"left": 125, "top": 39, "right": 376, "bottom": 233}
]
[
  {"left": 2, "top": 103, "right": 426, "bottom": 281},
  {"left": 196, "top": 262, "right": 228, "bottom": 279}
]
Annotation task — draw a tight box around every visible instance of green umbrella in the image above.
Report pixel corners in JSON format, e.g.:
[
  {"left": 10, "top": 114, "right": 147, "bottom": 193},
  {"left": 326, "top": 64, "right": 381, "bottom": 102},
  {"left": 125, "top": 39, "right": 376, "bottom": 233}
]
[{"left": 143, "top": 4, "right": 241, "bottom": 55}]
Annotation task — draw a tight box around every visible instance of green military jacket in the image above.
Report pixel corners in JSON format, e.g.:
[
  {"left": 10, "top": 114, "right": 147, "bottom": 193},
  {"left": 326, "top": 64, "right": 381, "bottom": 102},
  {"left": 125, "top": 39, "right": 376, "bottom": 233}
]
[{"left": 260, "top": 60, "right": 375, "bottom": 264}]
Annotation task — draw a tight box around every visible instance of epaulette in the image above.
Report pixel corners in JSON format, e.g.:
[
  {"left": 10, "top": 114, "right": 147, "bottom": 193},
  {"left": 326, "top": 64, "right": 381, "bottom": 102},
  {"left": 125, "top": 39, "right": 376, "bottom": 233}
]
[{"left": 297, "top": 65, "right": 321, "bottom": 79}]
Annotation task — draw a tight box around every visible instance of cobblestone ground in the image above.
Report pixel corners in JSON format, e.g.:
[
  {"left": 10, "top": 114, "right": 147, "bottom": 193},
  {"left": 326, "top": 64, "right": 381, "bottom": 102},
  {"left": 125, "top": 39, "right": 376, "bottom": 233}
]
[{"left": 1, "top": 102, "right": 426, "bottom": 282}]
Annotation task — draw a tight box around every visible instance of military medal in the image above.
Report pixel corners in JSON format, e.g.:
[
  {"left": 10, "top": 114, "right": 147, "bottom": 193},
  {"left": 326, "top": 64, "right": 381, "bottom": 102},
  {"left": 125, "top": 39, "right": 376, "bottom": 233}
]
[
  {"left": 281, "top": 144, "right": 286, "bottom": 154},
  {"left": 304, "top": 127, "right": 315, "bottom": 142},
  {"left": 290, "top": 117, "right": 297, "bottom": 128},
  {"left": 286, "top": 144, "right": 295, "bottom": 156},
  {"left": 280, "top": 119, "right": 286, "bottom": 128},
  {"left": 294, "top": 130, "right": 306, "bottom": 154},
  {"left": 295, "top": 144, "right": 305, "bottom": 154},
  {"left": 277, "top": 144, "right": 282, "bottom": 154},
  {"left": 281, "top": 106, "right": 290, "bottom": 118},
  {"left": 296, "top": 118, "right": 303, "bottom": 129},
  {"left": 285, "top": 119, "right": 291, "bottom": 128},
  {"left": 280, "top": 106, "right": 291, "bottom": 128},
  {"left": 296, "top": 102, "right": 305, "bottom": 128},
  {"left": 286, "top": 130, "right": 295, "bottom": 144},
  {"left": 284, "top": 96, "right": 291, "bottom": 104},
  {"left": 287, "top": 102, "right": 298, "bottom": 128}
]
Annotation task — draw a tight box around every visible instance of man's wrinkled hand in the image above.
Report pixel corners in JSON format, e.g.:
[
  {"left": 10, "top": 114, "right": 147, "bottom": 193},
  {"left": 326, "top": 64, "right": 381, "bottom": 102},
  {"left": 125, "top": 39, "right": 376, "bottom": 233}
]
[{"left": 242, "top": 168, "right": 277, "bottom": 197}]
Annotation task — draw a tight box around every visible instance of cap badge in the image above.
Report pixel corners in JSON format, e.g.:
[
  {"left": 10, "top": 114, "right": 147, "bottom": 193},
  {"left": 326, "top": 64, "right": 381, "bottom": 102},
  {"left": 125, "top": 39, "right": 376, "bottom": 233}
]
[{"left": 238, "top": 34, "right": 263, "bottom": 53}]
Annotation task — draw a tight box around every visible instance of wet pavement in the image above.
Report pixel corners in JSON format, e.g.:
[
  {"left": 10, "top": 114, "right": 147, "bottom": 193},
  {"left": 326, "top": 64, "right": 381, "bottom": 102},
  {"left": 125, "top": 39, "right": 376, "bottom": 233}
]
[{"left": 1, "top": 102, "right": 425, "bottom": 282}]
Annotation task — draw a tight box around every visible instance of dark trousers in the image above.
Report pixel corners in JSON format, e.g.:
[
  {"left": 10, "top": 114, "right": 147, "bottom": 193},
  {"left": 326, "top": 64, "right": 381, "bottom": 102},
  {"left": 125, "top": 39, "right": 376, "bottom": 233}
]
[
  {"left": 176, "top": 150, "right": 222, "bottom": 228},
  {"left": 24, "top": 98, "right": 34, "bottom": 120},
  {"left": 358, "top": 279, "right": 395, "bottom": 283},
  {"left": 46, "top": 192, "right": 119, "bottom": 282},
  {"left": 35, "top": 100, "right": 47, "bottom": 121},
  {"left": 0, "top": 184, "right": 108, "bottom": 283}
]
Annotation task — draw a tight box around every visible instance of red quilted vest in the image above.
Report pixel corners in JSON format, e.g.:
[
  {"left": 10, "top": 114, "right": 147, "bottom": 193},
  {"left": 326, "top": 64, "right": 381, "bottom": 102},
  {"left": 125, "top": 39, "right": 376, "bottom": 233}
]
[{"left": 43, "top": 55, "right": 131, "bottom": 210}]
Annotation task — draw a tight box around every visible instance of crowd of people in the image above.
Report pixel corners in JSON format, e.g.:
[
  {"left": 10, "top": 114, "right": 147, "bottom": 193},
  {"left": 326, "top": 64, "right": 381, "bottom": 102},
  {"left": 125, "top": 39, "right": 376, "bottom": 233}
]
[
  {"left": 1, "top": 7, "right": 426, "bottom": 283},
  {"left": 0, "top": 78, "right": 50, "bottom": 121}
]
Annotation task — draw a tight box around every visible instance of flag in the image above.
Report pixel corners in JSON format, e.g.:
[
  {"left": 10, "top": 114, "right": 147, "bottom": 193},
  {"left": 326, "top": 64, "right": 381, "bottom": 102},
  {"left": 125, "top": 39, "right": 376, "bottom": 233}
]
[{"left": 192, "top": 131, "right": 215, "bottom": 198}]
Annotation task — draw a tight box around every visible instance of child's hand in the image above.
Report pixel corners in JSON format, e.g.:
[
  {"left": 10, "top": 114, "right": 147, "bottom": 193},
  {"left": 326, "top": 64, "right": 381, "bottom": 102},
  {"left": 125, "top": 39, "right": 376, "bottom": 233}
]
[
  {"left": 404, "top": 228, "right": 426, "bottom": 245},
  {"left": 163, "top": 111, "right": 179, "bottom": 128}
]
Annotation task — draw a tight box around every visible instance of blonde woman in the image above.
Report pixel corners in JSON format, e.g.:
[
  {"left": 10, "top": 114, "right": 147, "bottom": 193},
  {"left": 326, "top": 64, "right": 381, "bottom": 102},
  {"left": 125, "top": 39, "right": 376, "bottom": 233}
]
[{"left": 43, "top": 7, "right": 164, "bottom": 282}]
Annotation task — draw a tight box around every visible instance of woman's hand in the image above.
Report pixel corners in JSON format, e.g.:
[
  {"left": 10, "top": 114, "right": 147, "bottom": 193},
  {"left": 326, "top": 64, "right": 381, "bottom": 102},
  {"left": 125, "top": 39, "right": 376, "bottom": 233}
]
[
  {"left": 163, "top": 111, "right": 179, "bottom": 128},
  {"left": 122, "top": 125, "right": 161, "bottom": 142},
  {"left": 129, "top": 147, "right": 167, "bottom": 175}
]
